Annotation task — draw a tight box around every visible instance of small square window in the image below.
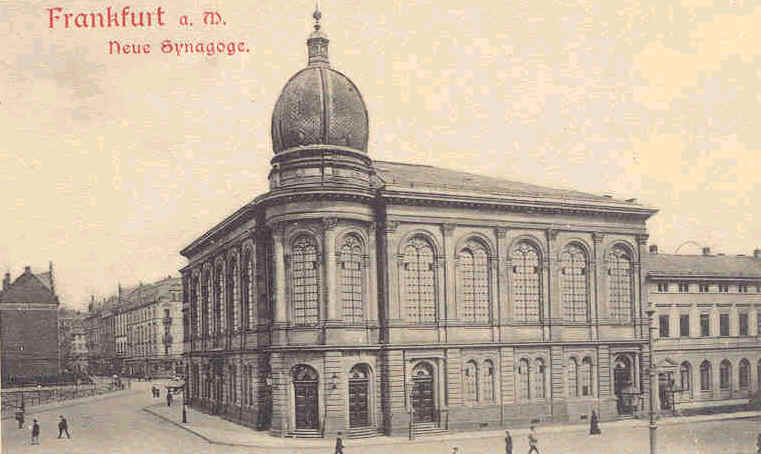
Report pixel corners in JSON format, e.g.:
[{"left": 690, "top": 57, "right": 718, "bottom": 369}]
[
  {"left": 738, "top": 284, "right": 748, "bottom": 293},
  {"left": 657, "top": 283, "right": 668, "bottom": 292},
  {"left": 719, "top": 284, "right": 729, "bottom": 293}
]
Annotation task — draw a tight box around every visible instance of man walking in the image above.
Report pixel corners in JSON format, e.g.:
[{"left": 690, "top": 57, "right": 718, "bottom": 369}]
[
  {"left": 58, "top": 415, "right": 71, "bottom": 439},
  {"left": 30, "top": 419, "right": 40, "bottom": 445},
  {"left": 527, "top": 425, "right": 539, "bottom": 454},
  {"left": 334, "top": 433, "right": 344, "bottom": 454},
  {"left": 167, "top": 390, "right": 173, "bottom": 407},
  {"left": 505, "top": 430, "right": 513, "bottom": 454},
  {"left": 589, "top": 410, "right": 601, "bottom": 435}
]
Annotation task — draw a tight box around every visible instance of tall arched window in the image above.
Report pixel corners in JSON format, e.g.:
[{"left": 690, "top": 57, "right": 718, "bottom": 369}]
[
  {"left": 463, "top": 360, "right": 478, "bottom": 403},
  {"left": 720, "top": 360, "right": 732, "bottom": 390},
  {"left": 481, "top": 360, "right": 495, "bottom": 402},
  {"left": 241, "top": 249, "right": 254, "bottom": 330},
  {"left": 680, "top": 362, "right": 692, "bottom": 394},
  {"left": 700, "top": 361, "right": 712, "bottom": 391},
  {"left": 532, "top": 358, "right": 546, "bottom": 399},
  {"left": 202, "top": 270, "right": 211, "bottom": 337},
  {"left": 214, "top": 263, "right": 224, "bottom": 335},
  {"left": 560, "top": 244, "right": 588, "bottom": 322},
  {"left": 518, "top": 359, "right": 530, "bottom": 400},
  {"left": 457, "top": 240, "right": 490, "bottom": 323},
  {"left": 190, "top": 275, "right": 199, "bottom": 338},
  {"left": 339, "top": 235, "right": 364, "bottom": 323},
  {"left": 739, "top": 359, "right": 750, "bottom": 390},
  {"left": 511, "top": 242, "right": 541, "bottom": 322},
  {"left": 581, "top": 357, "right": 593, "bottom": 396},
  {"left": 227, "top": 258, "right": 239, "bottom": 332},
  {"left": 291, "top": 235, "right": 320, "bottom": 325},
  {"left": 229, "top": 364, "right": 237, "bottom": 404},
  {"left": 607, "top": 247, "right": 633, "bottom": 323},
  {"left": 402, "top": 237, "right": 437, "bottom": 323},
  {"left": 568, "top": 358, "right": 578, "bottom": 397}
]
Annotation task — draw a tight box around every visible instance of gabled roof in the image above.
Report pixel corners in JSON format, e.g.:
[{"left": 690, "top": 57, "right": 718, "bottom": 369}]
[
  {"left": 35, "top": 272, "right": 53, "bottom": 290},
  {"left": 372, "top": 161, "right": 645, "bottom": 206},
  {"left": 0, "top": 270, "right": 57, "bottom": 305},
  {"left": 645, "top": 253, "right": 761, "bottom": 279}
]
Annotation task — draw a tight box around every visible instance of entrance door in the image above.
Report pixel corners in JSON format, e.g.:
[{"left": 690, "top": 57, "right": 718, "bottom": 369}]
[
  {"left": 613, "top": 356, "right": 633, "bottom": 415},
  {"left": 658, "top": 373, "right": 672, "bottom": 410},
  {"left": 349, "top": 365, "right": 369, "bottom": 427},
  {"left": 411, "top": 363, "right": 435, "bottom": 423},
  {"left": 293, "top": 365, "right": 319, "bottom": 430}
]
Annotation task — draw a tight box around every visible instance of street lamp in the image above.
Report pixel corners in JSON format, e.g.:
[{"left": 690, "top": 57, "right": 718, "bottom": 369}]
[
  {"left": 408, "top": 389, "right": 416, "bottom": 441},
  {"left": 646, "top": 308, "right": 657, "bottom": 454}
]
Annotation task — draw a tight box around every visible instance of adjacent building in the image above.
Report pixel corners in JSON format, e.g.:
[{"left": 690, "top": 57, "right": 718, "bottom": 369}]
[
  {"left": 0, "top": 263, "right": 61, "bottom": 385},
  {"left": 58, "top": 307, "right": 88, "bottom": 374},
  {"left": 646, "top": 246, "right": 761, "bottom": 414},
  {"left": 179, "top": 10, "right": 659, "bottom": 438}
]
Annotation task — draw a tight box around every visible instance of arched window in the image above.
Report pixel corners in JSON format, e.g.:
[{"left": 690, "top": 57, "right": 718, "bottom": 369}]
[
  {"left": 581, "top": 357, "right": 593, "bottom": 396},
  {"left": 511, "top": 242, "right": 541, "bottom": 322},
  {"left": 227, "top": 258, "right": 239, "bottom": 332},
  {"left": 190, "top": 275, "right": 199, "bottom": 338},
  {"left": 291, "top": 236, "right": 320, "bottom": 325},
  {"left": 532, "top": 358, "right": 546, "bottom": 399},
  {"left": 700, "top": 361, "right": 712, "bottom": 391},
  {"left": 680, "top": 362, "right": 692, "bottom": 393},
  {"left": 402, "top": 237, "right": 437, "bottom": 323},
  {"left": 340, "top": 235, "right": 364, "bottom": 323},
  {"left": 241, "top": 249, "right": 254, "bottom": 330},
  {"left": 457, "top": 240, "right": 490, "bottom": 322},
  {"left": 202, "top": 270, "right": 211, "bottom": 337},
  {"left": 463, "top": 360, "right": 478, "bottom": 403},
  {"left": 720, "top": 360, "right": 732, "bottom": 390},
  {"left": 607, "top": 247, "right": 633, "bottom": 322},
  {"left": 481, "top": 360, "right": 495, "bottom": 402},
  {"left": 214, "top": 263, "right": 224, "bottom": 335},
  {"left": 560, "top": 244, "right": 588, "bottom": 321},
  {"left": 568, "top": 358, "right": 578, "bottom": 397},
  {"left": 739, "top": 359, "right": 750, "bottom": 390},
  {"left": 518, "top": 359, "right": 530, "bottom": 400},
  {"left": 229, "top": 365, "right": 237, "bottom": 404}
]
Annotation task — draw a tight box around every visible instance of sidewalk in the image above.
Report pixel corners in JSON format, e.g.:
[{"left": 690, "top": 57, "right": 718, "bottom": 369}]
[
  {"left": 1, "top": 388, "right": 135, "bottom": 421},
  {"left": 143, "top": 403, "right": 761, "bottom": 449}
]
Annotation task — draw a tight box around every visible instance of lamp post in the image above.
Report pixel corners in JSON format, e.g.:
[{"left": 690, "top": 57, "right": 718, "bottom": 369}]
[
  {"left": 408, "top": 389, "right": 416, "bottom": 441},
  {"left": 646, "top": 308, "right": 657, "bottom": 454}
]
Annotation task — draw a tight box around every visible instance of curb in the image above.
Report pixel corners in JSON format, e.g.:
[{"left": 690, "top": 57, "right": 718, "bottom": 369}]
[{"left": 140, "top": 405, "right": 761, "bottom": 449}]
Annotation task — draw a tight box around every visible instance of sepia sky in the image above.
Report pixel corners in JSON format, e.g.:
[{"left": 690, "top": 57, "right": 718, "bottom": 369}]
[{"left": 2, "top": 0, "right": 761, "bottom": 310}]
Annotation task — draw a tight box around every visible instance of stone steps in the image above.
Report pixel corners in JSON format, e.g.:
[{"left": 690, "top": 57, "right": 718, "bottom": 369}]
[
  {"left": 346, "top": 426, "right": 381, "bottom": 439},
  {"left": 413, "top": 422, "right": 448, "bottom": 437},
  {"left": 287, "top": 429, "right": 322, "bottom": 438}
]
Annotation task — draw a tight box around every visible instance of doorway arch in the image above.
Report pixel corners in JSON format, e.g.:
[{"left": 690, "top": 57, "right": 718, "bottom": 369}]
[
  {"left": 292, "top": 365, "right": 319, "bottom": 430},
  {"left": 348, "top": 364, "right": 371, "bottom": 428},
  {"left": 411, "top": 362, "right": 435, "bottom": 423}
]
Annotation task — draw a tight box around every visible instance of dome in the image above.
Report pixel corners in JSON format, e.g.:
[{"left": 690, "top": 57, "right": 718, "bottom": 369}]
[{"left": 271, "top": 10, "right": 368, "bottom": 155}]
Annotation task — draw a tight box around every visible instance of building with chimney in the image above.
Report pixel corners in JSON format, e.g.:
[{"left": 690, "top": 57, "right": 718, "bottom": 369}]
[
  {"left": 0, "top": 263, "right": 61, "bottom": 385},
  {"left": 645, "top": 245, "right": 761, "bottom": 415},
  {"left": 179, "top": 9, "right": 658, "bottom": 438}
]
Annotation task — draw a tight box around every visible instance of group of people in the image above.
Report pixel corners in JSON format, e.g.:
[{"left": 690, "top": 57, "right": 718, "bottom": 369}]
[
  {"left": 21, "top": 415, "right": 70, "bottom": 445},
  {"left": 151, "top": 385, "right": 161, "bottom": 399}
]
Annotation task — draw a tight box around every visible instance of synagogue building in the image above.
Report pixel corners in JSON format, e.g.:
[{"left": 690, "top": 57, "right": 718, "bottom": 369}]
[{"left": 180, "top": 10, "right": 659, "bottom": 437}]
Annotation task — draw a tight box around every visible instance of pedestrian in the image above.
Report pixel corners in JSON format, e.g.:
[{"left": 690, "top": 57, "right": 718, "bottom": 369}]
[
  {"left": 58, "top": 415, "right": 71, "bottom": 439},
  {"left": 452, "top": 447, "right": 462, "bottom": 454},
  {"left": 527, "top": 425, "right": 539, "bottom": 454},
  {"left": 30, "top": 419, "right": 40, "bottom": 445},
  {"left": 334, "top": 433, "right": 344, "bottom": 454},
  {"left": 156, "top": 386, "right": 160, "bottom": 399},
  {"left": 505, "top": 429, "right": 513, "bottom": 454},
  {"left": 15, "top": 407, "right": 25, "bottom": 429},
  {"left": 167, "top": 391, "right": 173, "bottom": 407},
  {"left": 756, "top": 432, "right": 761, "bottom": 454},
  {"left": 589, "top": 410, "right": 601, "bottom": 435}
]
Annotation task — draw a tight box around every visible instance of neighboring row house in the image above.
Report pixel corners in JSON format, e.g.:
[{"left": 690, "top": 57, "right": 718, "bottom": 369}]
[
  {"left": 646, "top": 246, "right": 761, "bottom": 414},
  {"left": 179, "top": 10, "right": 658, "bottom": 438}
]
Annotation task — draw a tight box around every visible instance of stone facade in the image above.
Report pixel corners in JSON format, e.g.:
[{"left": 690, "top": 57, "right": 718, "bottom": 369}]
[{"left": 179, "top": 9, "right": 658, "bottom": 438}]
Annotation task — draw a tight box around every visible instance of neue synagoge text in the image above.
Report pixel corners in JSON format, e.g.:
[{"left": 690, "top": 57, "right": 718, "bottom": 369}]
[{"left": 180, "top": 10, "right": 665, "bottom": 437}]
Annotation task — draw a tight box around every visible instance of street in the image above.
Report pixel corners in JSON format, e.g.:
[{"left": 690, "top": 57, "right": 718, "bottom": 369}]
[{"left": 2, "top": 381, "right": 760, "bottom": 454}]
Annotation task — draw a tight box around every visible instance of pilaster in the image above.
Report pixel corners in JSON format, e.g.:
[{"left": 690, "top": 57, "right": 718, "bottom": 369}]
[
  {"left": 323, "top": 218, "right": 340, "bottom": 324},
  {"left": 443, "top": 224, "right": 457, "bottom": 324},
  {"left": 323, "top": 351, "right": 345, "bottom": 435},
  {"left": 367, "top": 222, "right": 379, "bottom": 324}
]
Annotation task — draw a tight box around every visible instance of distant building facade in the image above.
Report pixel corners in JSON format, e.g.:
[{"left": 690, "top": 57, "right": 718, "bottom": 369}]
[
  {"left": 58, "top": 308, "right": 88, "bottom": 374},
  {"left": 180, "top": 11, "right": 658, "bottom": 438},
  {"left": 646, "top": 246, "right": 761, "bottom": 414},
  {"left": 0, "top": 263, "right": 61, "bottom": 385}
]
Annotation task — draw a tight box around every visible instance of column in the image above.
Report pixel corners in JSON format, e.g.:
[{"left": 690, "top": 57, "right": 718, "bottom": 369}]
[
  {"left": 495, "top": 227, "right": 507, "bottom": 342},
  {"left": 545, "top": 229, "right": 559, "bottom": 340},
  {"left": 323, "top": 218, "right": 339, "bottom": 323},
  {"left": 443, "top": 224, "right": 457, "bottom": 323},
  {"left": 367, "top": 222, "right": 379, "bottom": 324},
  {"left": 272, "top": 225, "right": 287, "bottom": 324},
  {"left": 635, "top": 235, "right": 649, "bottom": 339},
  {"left": 324, "top": 351, "right": 345, "bottom": 435},
  {"left": 385, "top": 222, "right": 401, "bottom": 323}
]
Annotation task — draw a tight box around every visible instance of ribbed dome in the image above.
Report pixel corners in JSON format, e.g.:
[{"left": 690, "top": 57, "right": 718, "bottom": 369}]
[{"left": 270, "top": 10, "right": 368, "bottom": 155}]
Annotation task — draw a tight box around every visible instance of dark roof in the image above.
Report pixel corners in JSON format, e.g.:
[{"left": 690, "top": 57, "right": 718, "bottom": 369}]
[
  {"left": 372, "top": 161, "right": 642, "bottom": 205},
  {"left": 35, "top": 272, "right": 53, "bottom": 290},
  {"left": 121, "top": 277, "right": 181, "bottom": 307},
  {"left": 0, "top": 270, "right": 57, "bottom": 305},
  {"left": 645, "top": 253, "right": 761, "bottom": 279}
]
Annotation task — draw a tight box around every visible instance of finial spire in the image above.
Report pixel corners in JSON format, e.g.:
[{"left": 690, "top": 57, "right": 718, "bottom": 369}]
[{"left": 307, "top": 2, "right": 329, "bottom": 66}]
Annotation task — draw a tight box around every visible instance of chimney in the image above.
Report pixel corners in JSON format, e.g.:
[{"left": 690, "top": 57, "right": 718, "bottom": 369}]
[
  {"left": 2, "top": 272, "right": 10, "bottom": 291},
  {"left": 702, "top": 247, "right": 711, "bottom": 256},
  {"left": 649, "top": 245, "right": 658, "bottom": 254},
  {"left": 754, "top": 249, "right": 761, "bottom": 260},
  {"left": 49, "top": 261, "right": 55, "bottom": 295},
  {"left": 24, "top": 265, "right": 31, "bottom": 273}
]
